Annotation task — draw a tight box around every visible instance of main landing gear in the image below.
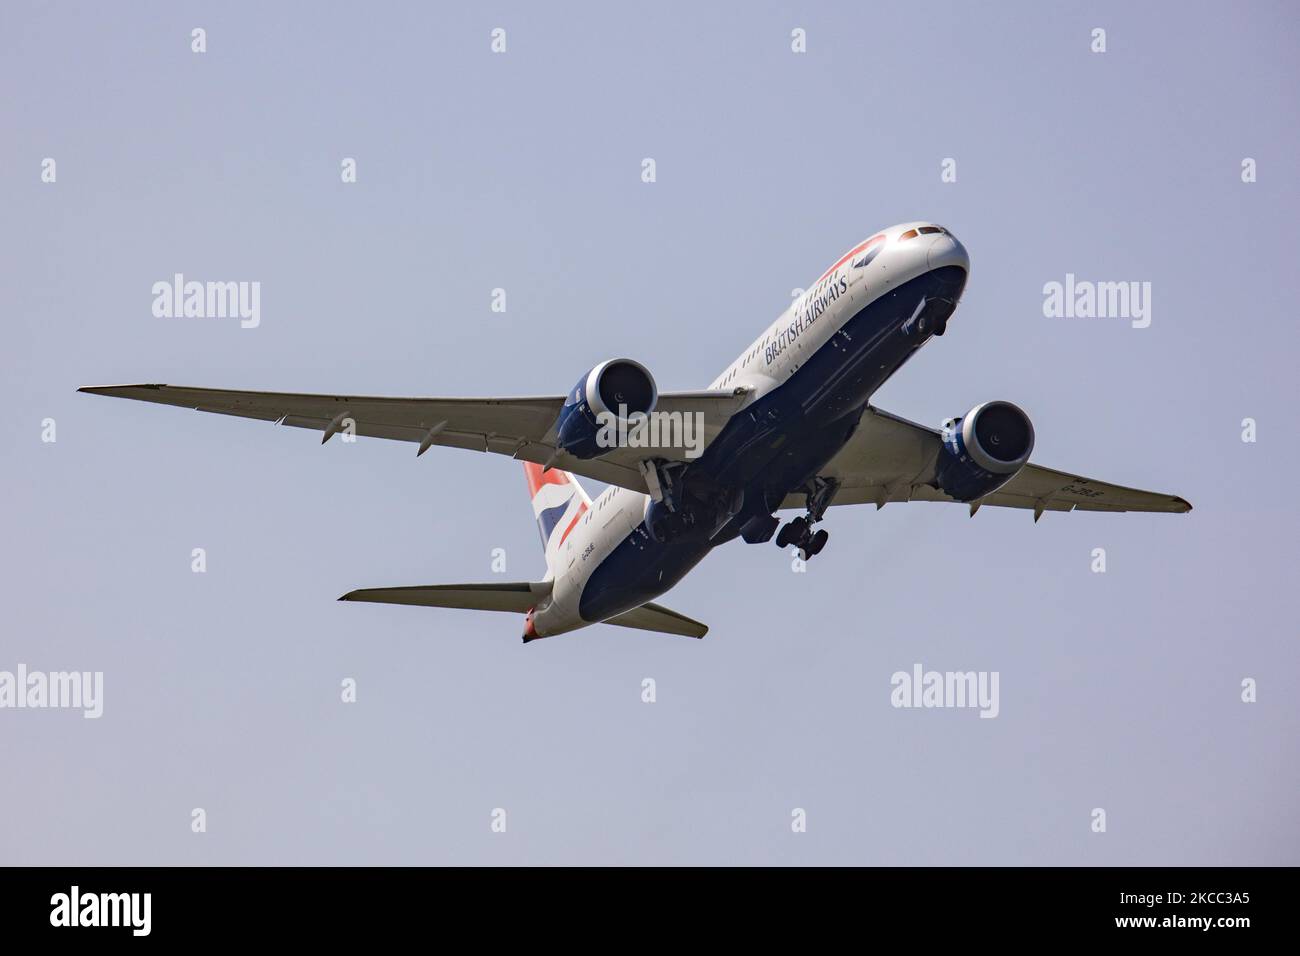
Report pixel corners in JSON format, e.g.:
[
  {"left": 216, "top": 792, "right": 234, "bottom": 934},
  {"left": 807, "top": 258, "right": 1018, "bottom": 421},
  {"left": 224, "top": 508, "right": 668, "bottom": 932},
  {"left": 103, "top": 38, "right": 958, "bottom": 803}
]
[
  {"left": 774, "top": 476, "right": 839, "bottom": 560},
  {"left": 776, "top": 516, "right": 828, "bottom": 557}
]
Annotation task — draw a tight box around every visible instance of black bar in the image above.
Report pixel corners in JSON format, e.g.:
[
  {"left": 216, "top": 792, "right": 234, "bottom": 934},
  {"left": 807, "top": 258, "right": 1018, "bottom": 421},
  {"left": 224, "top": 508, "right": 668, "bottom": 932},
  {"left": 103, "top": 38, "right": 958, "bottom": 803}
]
[{"left": 0, "top": 867, "right": 1282, "bottom": 941}]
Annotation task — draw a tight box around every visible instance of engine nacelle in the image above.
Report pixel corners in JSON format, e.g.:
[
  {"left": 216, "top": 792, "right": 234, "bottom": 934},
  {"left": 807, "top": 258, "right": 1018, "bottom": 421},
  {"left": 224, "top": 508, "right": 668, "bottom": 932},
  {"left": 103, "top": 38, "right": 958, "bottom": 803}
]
[
  {"left": 554, "top": 358, "right": 658, "bottom": 460},
  {"left": 934, "top": 401, "right": 1034, "bottom": 502}
]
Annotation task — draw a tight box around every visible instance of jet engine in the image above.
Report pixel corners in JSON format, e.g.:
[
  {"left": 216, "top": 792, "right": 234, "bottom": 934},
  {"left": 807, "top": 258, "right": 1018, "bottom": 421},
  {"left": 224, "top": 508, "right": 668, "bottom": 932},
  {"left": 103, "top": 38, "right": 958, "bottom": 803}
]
[
  {"left": 933, "top": 400, "right": 1034, "bottom": 502},
  {"left": 553, "top": 358, "right": 658, "bottom": 459}
]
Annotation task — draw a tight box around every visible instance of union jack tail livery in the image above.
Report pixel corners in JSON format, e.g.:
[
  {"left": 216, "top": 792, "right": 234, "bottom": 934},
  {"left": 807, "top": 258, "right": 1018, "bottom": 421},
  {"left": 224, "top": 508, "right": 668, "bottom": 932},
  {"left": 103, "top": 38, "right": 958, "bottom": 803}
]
[{"left": 523, "top": 462, "right": 591, "bottom": 574}]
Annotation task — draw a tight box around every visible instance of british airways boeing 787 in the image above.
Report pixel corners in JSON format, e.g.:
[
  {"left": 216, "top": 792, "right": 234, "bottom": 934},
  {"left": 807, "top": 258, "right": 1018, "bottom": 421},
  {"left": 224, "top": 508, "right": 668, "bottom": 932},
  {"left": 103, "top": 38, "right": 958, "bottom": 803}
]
[{"left": 80, "top": 222, "right": 1190, "bottom": 641}]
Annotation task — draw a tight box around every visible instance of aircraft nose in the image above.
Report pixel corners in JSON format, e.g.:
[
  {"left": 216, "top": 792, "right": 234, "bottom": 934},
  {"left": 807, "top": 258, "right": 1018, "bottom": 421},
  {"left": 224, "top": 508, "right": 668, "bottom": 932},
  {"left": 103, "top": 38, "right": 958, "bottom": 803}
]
[{"left": 927, "top": 232, "right": 970, "bottom": 273}]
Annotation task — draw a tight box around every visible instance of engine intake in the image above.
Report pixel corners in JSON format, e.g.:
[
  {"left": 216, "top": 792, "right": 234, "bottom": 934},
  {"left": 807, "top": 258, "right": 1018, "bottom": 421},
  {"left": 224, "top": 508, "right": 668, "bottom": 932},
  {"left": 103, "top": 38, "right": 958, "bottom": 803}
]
[
  {"left": 934, "top": 401, "right": 1034, "bottom": 502},
  {"left": 554, "top": 358, "right": 658, "bottom": 459}
]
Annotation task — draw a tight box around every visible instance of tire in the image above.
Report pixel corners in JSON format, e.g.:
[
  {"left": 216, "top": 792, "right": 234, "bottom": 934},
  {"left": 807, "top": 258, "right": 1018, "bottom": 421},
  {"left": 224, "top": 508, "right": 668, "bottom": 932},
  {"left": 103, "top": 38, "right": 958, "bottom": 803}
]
[{"left": 807, "top": 529, "right": 829, "bottom": 556}]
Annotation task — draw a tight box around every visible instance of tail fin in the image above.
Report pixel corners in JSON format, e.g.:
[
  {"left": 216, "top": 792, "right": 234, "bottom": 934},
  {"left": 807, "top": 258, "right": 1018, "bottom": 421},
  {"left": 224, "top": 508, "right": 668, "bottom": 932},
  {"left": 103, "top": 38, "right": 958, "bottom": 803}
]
[{"left": 523, "top": 462, "right": 591, "bottom": 571}]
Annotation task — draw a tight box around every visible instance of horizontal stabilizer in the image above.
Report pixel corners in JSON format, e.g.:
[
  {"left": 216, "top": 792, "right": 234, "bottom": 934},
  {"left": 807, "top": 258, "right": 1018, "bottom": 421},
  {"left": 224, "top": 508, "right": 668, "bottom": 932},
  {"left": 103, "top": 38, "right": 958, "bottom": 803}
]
[
  {"left": 339, "top": 581, "right": 551, "bottom": 613},
  {"left": 604, "top": 602, "right": 708, "bottom": 639}
]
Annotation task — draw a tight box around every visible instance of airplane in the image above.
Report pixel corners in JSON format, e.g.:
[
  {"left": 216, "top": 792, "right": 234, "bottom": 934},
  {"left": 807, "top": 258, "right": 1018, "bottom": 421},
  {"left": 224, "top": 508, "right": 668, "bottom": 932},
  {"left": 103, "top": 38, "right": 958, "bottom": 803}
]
[{"left": 79, "top": 221, "right": 1191, "bottom": 642}]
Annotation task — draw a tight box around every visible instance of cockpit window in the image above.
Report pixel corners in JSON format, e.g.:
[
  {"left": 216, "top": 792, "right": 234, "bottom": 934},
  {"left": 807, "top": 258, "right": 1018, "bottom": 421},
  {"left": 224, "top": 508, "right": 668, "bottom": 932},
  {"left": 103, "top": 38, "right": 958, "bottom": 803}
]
[
  {"left": 918, "top": 225, "right": 945, "bottom": 235},
  {"left": 899, "top": 229, "right": 919, "bottom": 241}
]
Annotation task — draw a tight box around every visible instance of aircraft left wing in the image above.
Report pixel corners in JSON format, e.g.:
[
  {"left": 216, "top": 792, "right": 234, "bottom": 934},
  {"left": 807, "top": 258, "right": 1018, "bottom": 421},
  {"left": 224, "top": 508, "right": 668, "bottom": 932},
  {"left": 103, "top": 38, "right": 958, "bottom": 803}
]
[
  {"left": 77, "top": 383, "right": 749, "bottom": 494},
  {"left": 781, "top": 405, "right": 1191, "bottom": 518}
]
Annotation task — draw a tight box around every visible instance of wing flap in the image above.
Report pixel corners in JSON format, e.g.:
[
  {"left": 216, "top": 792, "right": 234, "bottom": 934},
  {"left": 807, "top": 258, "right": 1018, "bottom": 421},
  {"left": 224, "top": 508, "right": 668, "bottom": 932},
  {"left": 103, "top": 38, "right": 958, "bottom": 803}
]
[{"left": 990, "top": 465, "right": 1191, "bottom": 513}]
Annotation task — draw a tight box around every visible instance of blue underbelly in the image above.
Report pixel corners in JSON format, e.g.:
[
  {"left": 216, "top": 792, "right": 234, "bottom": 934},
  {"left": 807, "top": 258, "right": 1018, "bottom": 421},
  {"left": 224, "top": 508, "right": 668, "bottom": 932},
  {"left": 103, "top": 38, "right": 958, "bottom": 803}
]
[{"left": 578, "top": 266, "right": 964, "bottom": 624}]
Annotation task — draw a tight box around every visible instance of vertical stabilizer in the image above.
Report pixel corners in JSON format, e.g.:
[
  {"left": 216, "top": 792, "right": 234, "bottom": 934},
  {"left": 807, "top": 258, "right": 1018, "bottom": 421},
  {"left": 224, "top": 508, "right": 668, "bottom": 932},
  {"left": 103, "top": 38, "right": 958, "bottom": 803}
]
[{"left": 522, "top": 462, "right": 591, "bottom": 572}]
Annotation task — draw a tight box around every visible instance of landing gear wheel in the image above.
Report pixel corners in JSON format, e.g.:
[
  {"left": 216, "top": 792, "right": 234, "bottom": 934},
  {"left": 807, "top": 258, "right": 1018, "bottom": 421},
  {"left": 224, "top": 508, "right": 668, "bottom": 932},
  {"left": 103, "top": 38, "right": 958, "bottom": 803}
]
[
  {"left": 775, "top": 516, "right": 807, "bottom": 549},
  {"left": 806, "top": 529, "right": 829, "bottom": 556},
  {"left": 933, "top": 317, "right": 948, "bottom": 336}
]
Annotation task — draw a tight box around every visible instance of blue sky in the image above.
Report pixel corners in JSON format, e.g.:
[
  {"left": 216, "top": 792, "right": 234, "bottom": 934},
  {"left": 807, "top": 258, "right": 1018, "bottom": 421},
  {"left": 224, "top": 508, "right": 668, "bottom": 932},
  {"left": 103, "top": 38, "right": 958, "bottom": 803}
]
[{"left": 2, "top": 0, "right": 1296, "bottom": 864}]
